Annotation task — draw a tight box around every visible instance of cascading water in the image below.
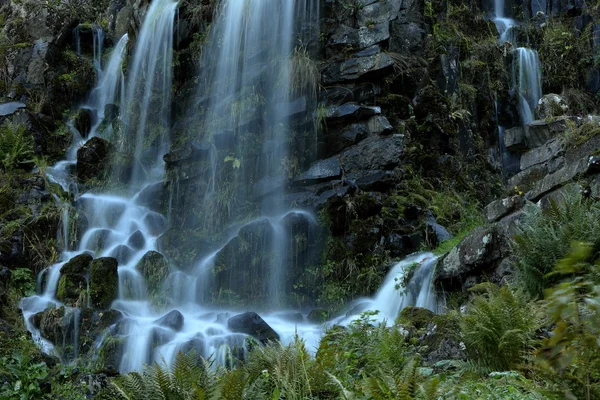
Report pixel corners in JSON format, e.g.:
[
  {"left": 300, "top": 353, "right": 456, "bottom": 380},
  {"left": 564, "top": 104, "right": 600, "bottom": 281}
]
[
  {"left": 492, "top": 0, "right": 543, "bottom": 175},
  {"left": 21, "top": 0, "right": 443, "bottom": 373},
  {"left": 514, "top": 47, "right": 542, "bottom": 125}
]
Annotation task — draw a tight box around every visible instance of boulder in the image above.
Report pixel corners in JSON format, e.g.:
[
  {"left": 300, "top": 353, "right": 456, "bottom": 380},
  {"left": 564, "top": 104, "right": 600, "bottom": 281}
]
[
  {"left": 57, "top": 253, "right": 93, "bottom": 306},
  {"left": 73, "top": 108, "right": 93, "bottom": 136},
  {"left": 397, "top": 306, "right": 434, "bottom": 329},
  {"left": 435, "top": 226, "right": 506, "bottom": 291},
  {"left": 109, "top": 245, "right": 134, "bottom": 264},
  {"left": 90, "top": 257, "right": 118, "bottom": 310},
  {"left": 0, "top": 102, "right": 26, "bottom": 117},
  {"left": 358, "top": 23, "right": 390, "bottom": 48},
  {"left": 425, "top": 214, "right": 453, "bottom": 244},
  {"left": 324, "top": 103, "right": 381, "bottom": 123},
  {"left": 136, "top": 251, "right": 169, "bottom": 298},
  {"left": 127, "top": 230, "right": 145, "bottom": 250},
  {"left": 154, "top": 310, "right": 184, "bottom": 332},
  {"left": 77, "top": 137, "right": 113, "bottom": 182},
  {"left": 358, "top": 0, "right": 401, "bottom": 25},
  {"left": 535, "top": 94, "right": 569, "bottom": 119},
  {"left": 503, "top": 126, "right": 527, "bottom": 152},
  {"left": 227, "top": 312, "right": 279, "bottom": 343},
  {"left": 483, "top": 195, "right": 525, "bottom": 223}
]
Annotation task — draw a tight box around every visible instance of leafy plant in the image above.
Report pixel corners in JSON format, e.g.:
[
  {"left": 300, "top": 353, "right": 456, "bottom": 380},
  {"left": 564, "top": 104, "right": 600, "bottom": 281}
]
[
  {"left": 11, "top": 268, "right": 36, "bottom": 297},
  {"left": 460, "top": 284, "right": 539, "bottom": 373},
  {"left": 0, "top": 122, "right": 33, "bottom": 171},
  {"left": 512, "top": 189, "right": 600, "bottom": 298}
]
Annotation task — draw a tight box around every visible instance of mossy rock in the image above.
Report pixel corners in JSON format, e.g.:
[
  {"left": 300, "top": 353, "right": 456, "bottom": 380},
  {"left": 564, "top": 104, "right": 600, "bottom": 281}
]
[
  {"left": 136, "top": 251, "right": 169, "bottom": 298},
  {"left": 90, "top": 257, "right": 118, "bottom": 310},
  {"left": 397, "top": 306, "right": 435, "bottom": 330},
  {"left": 61, "top": 253, "right": 93, "bottom": 275},
  {"left": 56, "top": 274, "right": 87, "bottom": 306},
  {"left": 307, "top": 309, "right": 331, "bottom": 324}
]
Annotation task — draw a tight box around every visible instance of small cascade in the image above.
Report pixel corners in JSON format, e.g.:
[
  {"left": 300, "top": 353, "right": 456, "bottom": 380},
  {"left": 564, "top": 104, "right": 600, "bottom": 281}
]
[
  {"left": 492, "top": 0, "right": 517, "bottom": 43},
  {"left": 514, "top": 48, "right": 542, "bottom": 125},
  {"left": 46, "top": 33, "right": 128, "bottom": 192}
]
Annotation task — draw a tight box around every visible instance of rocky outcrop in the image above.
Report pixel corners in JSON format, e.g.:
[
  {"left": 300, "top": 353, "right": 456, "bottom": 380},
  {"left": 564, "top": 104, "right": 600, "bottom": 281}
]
[
  {"left": 227, "top": 312, "right": 279, "bottom": 344},
  {"left": 89, "top": 257, "right": 118, "bottom": 310}
]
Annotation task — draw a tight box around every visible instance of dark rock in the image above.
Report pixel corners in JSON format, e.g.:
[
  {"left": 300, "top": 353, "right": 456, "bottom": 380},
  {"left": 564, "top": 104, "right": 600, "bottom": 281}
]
[
  {"left": 307, "top": 309, "right": 330, "bottom": 323},
  {"left": 109, "top": 245, "right": 134, "bottom": 265},
  {"left": 367, "top": 115, "right": 393, "bottom": 135},
  {"left": 339, "top": 134, "right": 404, "bottom": 173},
  {"left": 61, "top": 253, "right": 93, "bottom": 274},
  {"left": 276, "top": 312, "right": 304, "bottom": 323},
  {"left": 137, "top": 182, "right": 168, "bottom": 212},
  {"left": 127, "top": 230, "right": 145, "bottom": 250},
  {"left": 228, "top": 312, "right": 279, "bottom": 343},
  {"left": 104, "top": 104, "right": 119, "bottom": 121},
  {"left": 358, "top": 0, "right": 401, "bottom": 25},
  {"left": 136, "top": 251, "right": 169, "bottom": 297},
  {"left": 143, "top": 212, "right": 166, "bottom": 236},
  {"left": 84, "top": 229, "right": 112, "bottom": 251},
  {"left": 322, "top": 53, "right": 394, "bottom": 84},
  {"left": 328, "top": 25, "right": 359, "bottom": 48},
  {"left": 390, "top": 21, "right": 425, "bottom": 53},
  {"left": 324, "top": 103, "right": 381, "bottom": 122},
  {"left": 425, "top": 214, "right": 453, "bottom": 243},
  {"left": 77, "top": 137, "right": 113, "bottom": 182},
  {"left": 484, "top": 195, "right": 525, "bottom": 223},
  {"left": 0, "top": 267, "right": 11, "bottom": 316},
  {"left": 154, "top": 310, "right": 184, "bottom": 331},
  {"left": 354, "top": 170, "right": 399, "bottom": 191},
  {"left": 358, "top": 23, "right": 390, "bottom": 48},
  {"left": 294, "top": 157, "right": 341, "bottom": 184},
  {"left": 73, "top": 108, "right": 93, "bottom": 136},
  {"left": 90, "top": 257, "right": 118, "bottom": 310}
]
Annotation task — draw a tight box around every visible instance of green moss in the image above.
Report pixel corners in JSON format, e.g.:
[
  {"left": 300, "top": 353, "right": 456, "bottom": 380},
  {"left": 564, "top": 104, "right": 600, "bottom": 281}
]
[
  {"left": 90, "top": 257, "right": 118, "bottom": 310},
  {"left": 397, "top": 306, "right": 435, "bottom": 329}
]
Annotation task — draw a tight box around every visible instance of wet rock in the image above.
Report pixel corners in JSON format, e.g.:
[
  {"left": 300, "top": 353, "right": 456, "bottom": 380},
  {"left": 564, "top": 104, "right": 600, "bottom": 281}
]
[
  {"left": 77, "top": 137, "right": 113, "bottom": 182},
  {"left": 227, "top": 312, "right": 279, "bottom": 343},
  {"left": 104, "top": 104, "right": 119, "bottom": 121},
  {"left": 143, "top": 212, "right": 166, "bottom": 236},
  {"left": 213, "top": 219, "right": 276, "bottom": 303},
  {"left": 84, "top": 229, "right": 112, "bottom": 251},
  {"left": 73, "top": 108, "right": 93, "bottom": 136},
  {"left": 307, "top": 309, "right": 330, "bottom": 323},
  {"left": 109, "top": 245, "right": 134, "bottom": 265},
  {"left": 155, "top": 310, "right": 184, "bottom": 331},
  {"left": 535, "top": 93, "right": 569, "bottom": 119},
  {"left": 354, "top": 170, "right": 400, "bottom": 191},
  {"left": 136, "top": 251, "right": 169, "bottom": 298},
  {"left": 179, "top": 334, "right": 206, "bottom": 355},
  {"left": 367, "top": 115, "right": 393, "bottom": 135},
  {"left": 322, "top": 52, "right": 393, "bottom": 84},
  {"left": 294, "top": 157, "right": 341, "bottom": 184},
  {"left": 358, "top": 0, "right": 401, "bottom": 25},
  {"left": 57, "top": 253, "right": 93, "bottom": 306},
  {"left": 97, "top": 310, "right": 123, "bottom": 330},
  {"left": 320, "top": 122, "right": 368, "bottom": 156},
  {"left": 435, "top": 226, "right": 506, "bottom": 291},
  {"left": 484, "top": 195, "right": 525, "bottom": 223},
  {"left": 90, "top": 257, "right": 118, "bottom": 310},
  {"left": 137, "top": 182, "right": 168, "bottom": 212},
  {"left": 127, "top": 230, "right": 145, "bottom": 250}
]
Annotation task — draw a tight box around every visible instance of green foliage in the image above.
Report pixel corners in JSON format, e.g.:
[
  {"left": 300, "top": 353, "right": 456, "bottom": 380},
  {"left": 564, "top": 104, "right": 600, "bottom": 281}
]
[
  {"left": 289, "top": 47, "right": 319, "bottom": 100},
  {"left": 512, "top": 189, "right": 600, "bottom": 298},
  {"left": 539, "top": 242, "right": 600, "bottom": 399},
  {"left": 11, "top": 268, "right": 36, "bottom": 297},
  {"left": 460, "top": 284, "right": 539, "bottom": 374},
  {"left": 563, "top": 118, "right": 600, "bottom": 148},
  {"left": 0, "top": 122, "right": 33, "bottom": 171}
]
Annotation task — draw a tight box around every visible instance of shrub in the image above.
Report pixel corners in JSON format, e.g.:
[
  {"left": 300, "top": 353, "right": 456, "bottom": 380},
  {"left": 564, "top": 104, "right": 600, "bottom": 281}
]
[
  {"left": 0, "top": 122, "right": 33, "bottom": 171},
  {"left": 512, "top": 189, "right": 600, "bottom": 298},
  {"left": 460, "top": 284, "right": 539, "bottom": 373}
]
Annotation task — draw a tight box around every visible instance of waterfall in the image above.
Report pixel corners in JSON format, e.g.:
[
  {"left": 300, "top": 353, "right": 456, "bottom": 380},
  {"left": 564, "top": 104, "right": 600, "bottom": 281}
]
[
  {"left": 21, "top": 0, "right": 443, "bottom": 373},
  {"left": 120, "top": 0, "right": 177, "bottom": 186},
  {"left": 514, "top": 48, "right": 542, "bottom": 125},
  {"left": 492, "top": 0, "right": 516, "bottom": 42}
]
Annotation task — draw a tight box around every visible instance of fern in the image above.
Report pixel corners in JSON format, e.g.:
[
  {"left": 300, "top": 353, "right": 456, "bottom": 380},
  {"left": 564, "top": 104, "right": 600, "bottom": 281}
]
[{"left": 0, "top": 122, "right": 33, "bottom": 171}]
